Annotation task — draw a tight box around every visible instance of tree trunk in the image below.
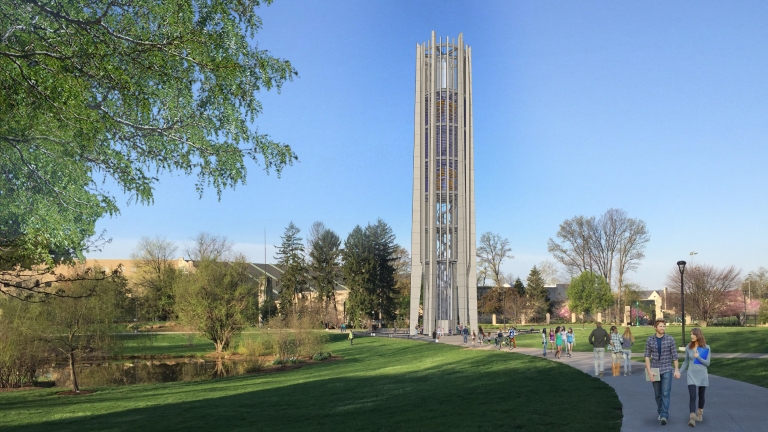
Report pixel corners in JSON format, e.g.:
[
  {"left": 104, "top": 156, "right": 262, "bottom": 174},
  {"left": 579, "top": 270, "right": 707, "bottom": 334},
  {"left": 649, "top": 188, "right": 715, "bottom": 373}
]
[{"left": 68, "top": 351, "right": 80, "bottom": 393}]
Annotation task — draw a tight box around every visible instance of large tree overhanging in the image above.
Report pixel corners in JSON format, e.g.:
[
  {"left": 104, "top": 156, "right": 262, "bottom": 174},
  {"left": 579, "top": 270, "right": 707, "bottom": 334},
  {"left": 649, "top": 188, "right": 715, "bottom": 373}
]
[{"left": 0, "top": 0, "right": 298, "bottom": 289}]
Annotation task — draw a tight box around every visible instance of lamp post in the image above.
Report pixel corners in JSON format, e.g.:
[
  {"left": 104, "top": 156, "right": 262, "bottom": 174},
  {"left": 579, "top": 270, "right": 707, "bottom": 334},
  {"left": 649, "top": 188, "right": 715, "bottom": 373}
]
[
  {"left": 677, "top": 261, "right": 687, "bottom": 347},
  {"left": 748, "top": 272, "right": 752, "bottom": 301},
  {"left": 635, "top": 300, "right": 639, "bottom": 326}
]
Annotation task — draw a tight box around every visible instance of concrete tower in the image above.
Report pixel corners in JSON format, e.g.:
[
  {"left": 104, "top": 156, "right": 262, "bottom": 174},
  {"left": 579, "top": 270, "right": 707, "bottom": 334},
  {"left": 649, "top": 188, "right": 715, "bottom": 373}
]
[{"left": 410, "top": 32, "right": 477, "bottom": 336}]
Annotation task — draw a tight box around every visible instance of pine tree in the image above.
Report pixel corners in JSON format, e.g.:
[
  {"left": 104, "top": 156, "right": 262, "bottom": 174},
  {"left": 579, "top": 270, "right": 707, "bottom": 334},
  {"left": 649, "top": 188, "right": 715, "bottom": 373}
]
[
  {"left": 308, "top": 224, "right": 342, "bottom": 323},
  {"left": 526, "top": 266, "right": 549, "bottom": 320},
  {"left": 367, "top": 219, "right": 398, "bottom": 323},
  {"left": 342, "top": 226, "right": 374, "bottom": 326},
  {"left": 274, "top": 222, "right": 307, "bottom": 315}
]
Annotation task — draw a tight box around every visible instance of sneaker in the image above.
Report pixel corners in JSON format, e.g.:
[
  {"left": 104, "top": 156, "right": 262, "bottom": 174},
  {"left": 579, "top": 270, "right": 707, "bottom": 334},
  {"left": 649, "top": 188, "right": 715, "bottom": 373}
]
[
  {"left": 599, "top": 372, "right": 604, "bottom": 377},
  {"left": 658, "top": 415, "right": 661, "bottom": 421},
  {"left": 660, "top": 417, "right": 667, "bottom": 425},
  {"left": 595, "top": 373, "right": 600, "bottom": 377}
]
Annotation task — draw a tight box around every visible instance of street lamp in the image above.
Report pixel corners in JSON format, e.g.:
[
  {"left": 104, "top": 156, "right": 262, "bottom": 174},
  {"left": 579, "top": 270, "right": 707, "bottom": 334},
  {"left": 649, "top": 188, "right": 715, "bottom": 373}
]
[
  {"left": 677, "top": 260, "right": 687, "bottom": 347},
  {"left": 748, "top": 272, "right": 752, "bottom": 301},
  {"left": 635, "top": 300, "right": 639, "bottom": 326}
]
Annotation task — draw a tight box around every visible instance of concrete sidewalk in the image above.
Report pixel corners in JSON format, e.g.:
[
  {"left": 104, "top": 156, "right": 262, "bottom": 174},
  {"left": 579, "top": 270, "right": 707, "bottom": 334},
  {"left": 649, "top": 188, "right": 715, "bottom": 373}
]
[{"left": 435, "top": 335, "right": 768, "bottom": 431}]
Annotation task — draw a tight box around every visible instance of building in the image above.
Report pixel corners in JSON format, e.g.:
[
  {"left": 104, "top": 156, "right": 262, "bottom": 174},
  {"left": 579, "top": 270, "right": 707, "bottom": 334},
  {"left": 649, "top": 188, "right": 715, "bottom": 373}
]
[{"left": 410, "top": 32, "right": 477, "bottom": 335}]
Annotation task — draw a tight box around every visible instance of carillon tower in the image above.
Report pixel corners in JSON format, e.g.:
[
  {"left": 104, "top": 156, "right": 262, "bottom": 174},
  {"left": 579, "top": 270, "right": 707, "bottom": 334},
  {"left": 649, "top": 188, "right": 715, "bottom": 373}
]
[{"left": 410, "top": 32, "right": 477, "bottom": 335}]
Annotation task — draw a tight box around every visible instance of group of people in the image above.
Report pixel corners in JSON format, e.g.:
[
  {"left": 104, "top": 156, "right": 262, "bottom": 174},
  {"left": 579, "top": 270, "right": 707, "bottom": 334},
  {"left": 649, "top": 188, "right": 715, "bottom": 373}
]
[
  {"left": 540, "top": 326, "right": 575, "bottom": 359},
  {"left": 468, "top": 326, "right": 518, "bottom": 349},
  {"left": 588, "top": 319, "right": 711, "bottom": 427},
  {"left": 586, "top": 322, "right": 634, "bottom": 376}
]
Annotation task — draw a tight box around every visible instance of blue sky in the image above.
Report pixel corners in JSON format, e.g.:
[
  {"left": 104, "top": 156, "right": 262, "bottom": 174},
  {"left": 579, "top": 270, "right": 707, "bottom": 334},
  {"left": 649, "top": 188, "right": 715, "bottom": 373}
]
[{"left": 90, "top": 1, "right": 768, "bottom": 290}]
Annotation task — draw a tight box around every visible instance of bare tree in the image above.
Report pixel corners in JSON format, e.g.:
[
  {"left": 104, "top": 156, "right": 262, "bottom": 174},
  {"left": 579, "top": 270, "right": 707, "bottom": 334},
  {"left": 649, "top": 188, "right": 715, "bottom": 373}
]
[
  {"left": 130, "top": 236, "right": 179, "bottom": 320},
  {"left": 547, "top": 216, "right": 595, "bottom": 275},
  {"left": 615, "top": 217, "right": 649, "bottom": 310},
  {"left": 666, "top": 264, "right": 741, "bottom": 325},
  {"left": 477, "top": 232, "right": 513, "bottom": 290},
  {"left": 185, "top": 232, "right": 233, "bottom": 262},
  {"left": 306, "top": 221, "right": 326, "bottom": 254},
  {"left": 538, "top": 260, "right": 567, "bottom": 285}
]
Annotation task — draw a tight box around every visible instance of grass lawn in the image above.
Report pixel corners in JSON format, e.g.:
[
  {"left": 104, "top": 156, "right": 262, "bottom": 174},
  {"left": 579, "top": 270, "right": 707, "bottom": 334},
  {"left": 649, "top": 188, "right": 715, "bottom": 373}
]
[
  {"left": 510, "top": 325, "right": 768, "bottom": 353},
  {"left": 706, "top": 359, "right": 768, "bottom": 389},
  {"left": 0, "top": 334, "right": 622, "bottom": 432}
]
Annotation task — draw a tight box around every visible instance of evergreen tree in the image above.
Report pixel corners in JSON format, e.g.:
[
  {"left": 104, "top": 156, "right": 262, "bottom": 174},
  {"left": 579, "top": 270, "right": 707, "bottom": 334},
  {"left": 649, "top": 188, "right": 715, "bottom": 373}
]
[
  {"left": 342, "top": 226, "right": 374, "bottom": 326},
  {"left": 274, "top": 222, "right": 307, "bottom": 315},
  {"left": 526, "top": 266, "right": 549, "bottom": 320},
  {"left": 367, "top": 219, "right": 398, "bottom": 323},
  {"left": 308, "top": 223, "right": 342, "bottom": 323}
]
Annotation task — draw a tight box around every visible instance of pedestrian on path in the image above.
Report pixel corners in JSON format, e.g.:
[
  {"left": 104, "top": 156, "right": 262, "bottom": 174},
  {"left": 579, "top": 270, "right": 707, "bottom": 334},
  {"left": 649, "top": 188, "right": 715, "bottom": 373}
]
[
  {"left": 588, "top": 321, "right": 610, "bottom": 377},
  {"left": 462, "top": 325, "right": 469, "bottom": 344},
  {"left": 348, "top": 331, "right": 354, "bottom": 345},
  {"left": 608, "top": 325, "right": 624, "bottom": 376},
  {"left": 621, "top": 326, "right": 634, "bottom": 375},
  {"left": 541, "top": 328, "right": 548, "bottom": 357},
  {"left": 644, "top": 319, "right": 681, "bottom": 426},
  {"left": 471, "top": 330, "right": 476, "bottom": 347},
  {"left": 566, "top": 327, "right": 574, "bottom": 358},
  {"left": 549, "top": 328, "right": 556, "bottom": 353},
  {"left": 555, "top": 326, "right": 563, "bottom": 359},
  {"left": 680, "top": 327, "right": 711, "bottom": 427},
  {"left": 509, "top": 326, "right": 517, "bottom": 349},
  {"left": 478, "top": 326, "right": 485, "bottom": 346}
]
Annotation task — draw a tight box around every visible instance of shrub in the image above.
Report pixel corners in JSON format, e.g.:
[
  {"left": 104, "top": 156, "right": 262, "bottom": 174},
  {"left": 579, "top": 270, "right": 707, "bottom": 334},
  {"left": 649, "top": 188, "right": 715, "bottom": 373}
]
[{"left": 236, "top": 336, "right": 272, "bottom": 357}]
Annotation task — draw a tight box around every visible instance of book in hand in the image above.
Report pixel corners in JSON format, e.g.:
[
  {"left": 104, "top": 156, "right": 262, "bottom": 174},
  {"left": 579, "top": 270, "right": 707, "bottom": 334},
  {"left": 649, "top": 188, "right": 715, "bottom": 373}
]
[
  {"left": 694, "top": 347, "right": 709, "bottom": 365},
  {"left": 645, "top": 367, "right": 660, "bottom": 382}
]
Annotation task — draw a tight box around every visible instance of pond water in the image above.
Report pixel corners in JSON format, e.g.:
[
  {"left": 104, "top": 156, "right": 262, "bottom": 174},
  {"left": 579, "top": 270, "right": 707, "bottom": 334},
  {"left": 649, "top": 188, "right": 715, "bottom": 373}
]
[{"left": 38, "top": 359, "right": 263, "bottom": 388}]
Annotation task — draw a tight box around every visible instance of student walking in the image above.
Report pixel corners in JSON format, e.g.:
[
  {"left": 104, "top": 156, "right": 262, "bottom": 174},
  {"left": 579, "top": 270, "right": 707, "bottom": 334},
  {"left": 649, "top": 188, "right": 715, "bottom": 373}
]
[
  {"left": 541, "top": 328, "right": 548, "bottom": 357},
  {"left": 621, "top": 327, "right": 635, "bottom": 375},
  {"left": 348, "top": 331, "right": 354, "bottom": 345},
  {"left": 471, "top": 330, "right": 477, "bottom": 347},
  {"left": 608, "top": 326, "right": 624, "bottom": 376},
  {"left": 462, "top": 326, "right": 469, "bottom": 344},
  {"left": 588, "top": 321, "right": 610, "bottom": 377},
  {"left": 478, "top": 326, "right": 485, "bottom": 346},
  {"left": 508, "top": 326, "right": 517, "bottom": 349},
  {"left": 554, "top": 326, "right": 563, "bottom": 359},
  {"left": 680, "top": 327, "right": 711, "bottom": 427},
  {"left": 566, "top": 328, "right": 575, "bottom": 358},
  {"left": 644, "top": 319, "right": 681, "bottom": 426},
  {"left": 549, "top": 328, "right": 556, "bottom": 353}
]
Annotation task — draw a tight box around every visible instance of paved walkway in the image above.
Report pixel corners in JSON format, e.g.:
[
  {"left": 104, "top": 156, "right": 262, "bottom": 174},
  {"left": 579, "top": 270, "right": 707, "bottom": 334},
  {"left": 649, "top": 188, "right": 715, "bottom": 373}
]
[{"left": 416, "top": 334, "right": 768, "bottom": 431}]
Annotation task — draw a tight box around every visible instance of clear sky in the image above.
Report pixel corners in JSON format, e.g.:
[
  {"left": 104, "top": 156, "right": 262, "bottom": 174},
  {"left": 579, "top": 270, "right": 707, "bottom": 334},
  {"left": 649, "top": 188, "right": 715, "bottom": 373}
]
[{"left": 90, "top": 1, "right": 768, "bottom": 291}]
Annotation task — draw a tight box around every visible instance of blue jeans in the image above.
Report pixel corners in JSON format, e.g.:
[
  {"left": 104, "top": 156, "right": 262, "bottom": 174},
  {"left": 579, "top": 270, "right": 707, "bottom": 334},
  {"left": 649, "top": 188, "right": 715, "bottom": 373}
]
[
  {"left": 622, "top": 350, "right": 632, "bottom": 373},
  {"left": 652, "top": 371, "right": 672, "bottom": 419},
  {"left": 463, "top": 334, "right": 468, "bottom": 343}
]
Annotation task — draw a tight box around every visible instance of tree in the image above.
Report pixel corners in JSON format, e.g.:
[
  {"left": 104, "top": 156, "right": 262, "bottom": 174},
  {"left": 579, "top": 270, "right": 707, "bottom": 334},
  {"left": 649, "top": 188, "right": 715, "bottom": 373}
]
[
  {"left": 342, "top": 226, "right": 373, "bottom": 326},
  {"left": 666, "top": 264, "right": 740, "bottom": 325},
  {"left": 307, "top": 223, "right": 342, "bottom": 324},
  {"left": 547, "top": 216, "right": 595, "bottom": 276},
  {"left": 392, "top": 246, "right": 411, "bottom": 325},
  {"left": 340, "top": 220, "right": 399, "bottom": 327},
  {"left": 367, "top": 219, "right": 398, "bottom": 324},
  {"left": 274, "top": 222, "right": 307, "bottom": 314},
  {"left": 525, "top": 266, "right": 549, "bottom": 321},
  {"left": 745, "top": 267, "right": 768, "bottom": 300},
  {"left": 186, "top": 232, "right": 233, "bottom": 262},
  {"left": 37, "top": 273, "right": 127, "bottom": 392},
  {"left": 567, "top": 271, "right": 612, "bottom": 329},
  {"left": 0, "top": 0, "right": 297, "bottom": 291},
  {"left": 131, "top": 236, "right": 181, "bottom": 321},
  {"left": 175, "top": 255, "right": 258, "bottom": 353},
  {"left": 477, "top": 232, "right": 513, "bottom": 290},
  {"left": 538, "top": 260, "right": 567, "bottom": 285},
  {"left": 613, "top": 213, "right": 649, "bottom": 313}
]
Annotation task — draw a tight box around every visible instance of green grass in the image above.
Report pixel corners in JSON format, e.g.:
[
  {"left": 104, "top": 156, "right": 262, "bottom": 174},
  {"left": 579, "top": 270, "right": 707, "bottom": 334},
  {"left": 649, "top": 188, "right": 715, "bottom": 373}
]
[
  {"left": 510, "top": 325, "right": 768, "bottom": 353},
  {"left": 0, "top": 335, "right": 622, "bottom": 432},
  {"left": 706, "top": 359, "right": 768, "bottom": 389}
]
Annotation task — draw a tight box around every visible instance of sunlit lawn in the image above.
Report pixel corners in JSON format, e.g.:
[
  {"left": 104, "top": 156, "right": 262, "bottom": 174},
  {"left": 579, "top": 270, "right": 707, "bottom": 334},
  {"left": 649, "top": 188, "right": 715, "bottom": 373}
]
[{"left": 0, "top": 335, "right": 622, "bottom": 432}]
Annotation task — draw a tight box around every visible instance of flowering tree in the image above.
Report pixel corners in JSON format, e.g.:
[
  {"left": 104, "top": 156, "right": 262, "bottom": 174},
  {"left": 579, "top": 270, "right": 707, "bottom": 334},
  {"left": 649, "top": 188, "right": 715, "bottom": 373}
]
[
  {"left": 557, "top": 305, "right": 571, "bottom": 320},
  {"left": 719, "top": 290, "right": 760, "bottom": 322}
]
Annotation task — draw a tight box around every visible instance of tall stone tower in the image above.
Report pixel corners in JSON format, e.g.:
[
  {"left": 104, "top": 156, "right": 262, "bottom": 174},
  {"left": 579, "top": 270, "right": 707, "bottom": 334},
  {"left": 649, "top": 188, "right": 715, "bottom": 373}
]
[{"left": 410, "top": 32, "right": 477, "bottom": 335}]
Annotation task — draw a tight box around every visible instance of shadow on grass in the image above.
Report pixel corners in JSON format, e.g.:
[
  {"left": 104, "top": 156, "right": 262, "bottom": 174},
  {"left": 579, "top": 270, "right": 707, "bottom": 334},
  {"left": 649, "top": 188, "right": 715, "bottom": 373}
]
[{"left": 0, "top": 337, "right": 621, "bottom": 432}]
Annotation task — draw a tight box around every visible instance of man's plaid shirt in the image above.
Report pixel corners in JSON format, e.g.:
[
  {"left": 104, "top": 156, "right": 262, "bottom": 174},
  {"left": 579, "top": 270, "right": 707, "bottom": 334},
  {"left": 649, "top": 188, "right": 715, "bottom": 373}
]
[{"left": 644, "top": 334, "right": 679, "bottom": 374}]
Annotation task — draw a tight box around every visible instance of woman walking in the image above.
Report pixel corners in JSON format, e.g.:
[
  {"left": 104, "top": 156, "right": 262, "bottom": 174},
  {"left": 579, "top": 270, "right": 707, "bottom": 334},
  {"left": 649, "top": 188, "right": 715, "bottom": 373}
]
[
  {"left": 680, "top": 327, "right": 711, "bottom": 427},
  {"left": 549, "top": 328, "right": 556, "bottom": 353},
  {"left": 621, "top": 327, "right": 635, "bottom": 375},
  {"left": 541, "top": 328, "right": 548, "bottom": 357},
  {"left": 608, "top": 326, "right": 624, "bottom": 376},
  {"left": 478, "top": 326, "right": 485, "bottom": 346},
  {"left": 554, "top": 326, "right": 563, "bottom": 359},
  {"left": 566, "top": 328, "right": 575, "bottom": 358},
  {"left": 471, "top": 330, "right": 477, "bottom": 347}
]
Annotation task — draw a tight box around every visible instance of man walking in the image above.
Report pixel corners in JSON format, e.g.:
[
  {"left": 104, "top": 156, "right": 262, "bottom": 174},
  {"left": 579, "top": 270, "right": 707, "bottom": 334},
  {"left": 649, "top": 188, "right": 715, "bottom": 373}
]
[
  {"left": 588, "top": 321, "right": 609, "bottom": 377},
  {"left": 644, "top": 319, "right": 680, "bottom": 426},
  {"left": 462, "top": 325, "right": 469, "bottom": 344},
  {"left": 508, "top": 326, "right": 517, "bottom": 349}
]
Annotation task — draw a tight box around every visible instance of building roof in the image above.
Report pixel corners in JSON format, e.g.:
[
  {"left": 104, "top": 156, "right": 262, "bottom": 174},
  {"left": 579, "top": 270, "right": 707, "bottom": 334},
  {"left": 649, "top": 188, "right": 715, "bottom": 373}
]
[{"left": 545, "top": 284, "right": 569, "bottom": 302}]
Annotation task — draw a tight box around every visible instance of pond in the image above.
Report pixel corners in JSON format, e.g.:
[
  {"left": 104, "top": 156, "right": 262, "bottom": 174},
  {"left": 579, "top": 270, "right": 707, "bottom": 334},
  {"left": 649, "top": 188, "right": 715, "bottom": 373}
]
[{"left": 38, "top": 358, "right": 263, "bottom": 388}]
